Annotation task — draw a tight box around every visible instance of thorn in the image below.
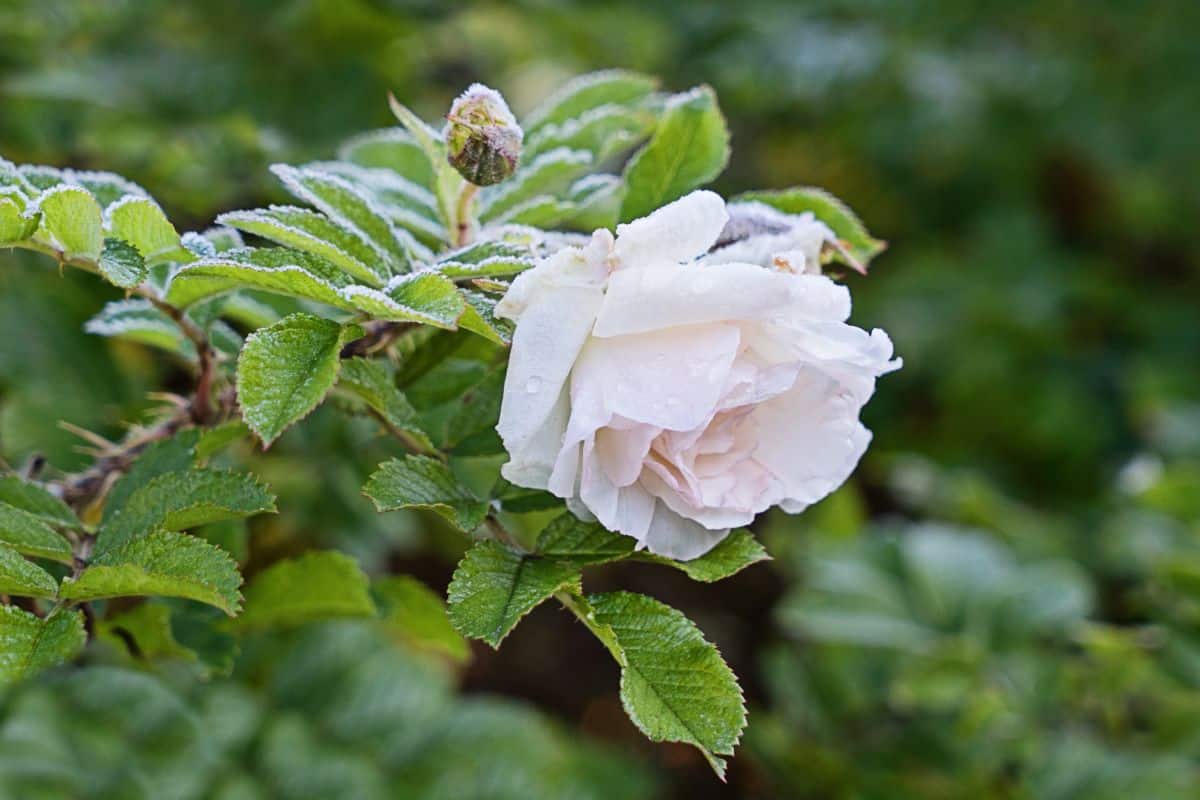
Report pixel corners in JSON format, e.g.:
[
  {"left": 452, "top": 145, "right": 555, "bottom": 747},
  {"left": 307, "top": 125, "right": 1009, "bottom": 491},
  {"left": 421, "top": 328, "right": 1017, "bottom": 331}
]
[{"left": 58, "top": 421, "right": 119, "bottom": 451}]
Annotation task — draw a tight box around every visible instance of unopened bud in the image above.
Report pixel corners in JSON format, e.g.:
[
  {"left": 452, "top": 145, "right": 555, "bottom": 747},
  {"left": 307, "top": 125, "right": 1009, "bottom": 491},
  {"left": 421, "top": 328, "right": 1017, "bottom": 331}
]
[{"left": 445, "top": 84, "right": 523, "bottom": 186}]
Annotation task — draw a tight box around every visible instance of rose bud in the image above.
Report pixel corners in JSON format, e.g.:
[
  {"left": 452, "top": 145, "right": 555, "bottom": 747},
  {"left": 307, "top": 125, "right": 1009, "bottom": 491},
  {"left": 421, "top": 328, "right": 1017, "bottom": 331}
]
[{"left": 445, "top": 83, "right": 523, "bottom": 186}]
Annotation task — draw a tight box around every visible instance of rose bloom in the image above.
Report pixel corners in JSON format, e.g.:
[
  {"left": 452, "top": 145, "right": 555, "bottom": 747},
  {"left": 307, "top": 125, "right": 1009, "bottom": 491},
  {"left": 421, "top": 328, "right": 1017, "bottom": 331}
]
[{"left": 495, "top": 191, "right": 900, "bottom": 559}]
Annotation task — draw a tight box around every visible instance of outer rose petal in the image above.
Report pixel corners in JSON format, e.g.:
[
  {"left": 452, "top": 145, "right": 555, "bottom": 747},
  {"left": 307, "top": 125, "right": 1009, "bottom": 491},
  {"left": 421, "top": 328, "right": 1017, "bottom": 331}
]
[
  {"left": 612, "top": 190, "right": 728, "bottom": 268},
  {"left": 644, "top": 502, "right": 730, "bottom": 561}
]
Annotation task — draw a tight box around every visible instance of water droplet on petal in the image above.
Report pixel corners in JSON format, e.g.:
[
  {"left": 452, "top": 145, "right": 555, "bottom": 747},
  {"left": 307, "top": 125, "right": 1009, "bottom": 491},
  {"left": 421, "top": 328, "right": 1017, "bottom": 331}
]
[{"left": 524, "top": 376, "right": 543, "bottom": 394}]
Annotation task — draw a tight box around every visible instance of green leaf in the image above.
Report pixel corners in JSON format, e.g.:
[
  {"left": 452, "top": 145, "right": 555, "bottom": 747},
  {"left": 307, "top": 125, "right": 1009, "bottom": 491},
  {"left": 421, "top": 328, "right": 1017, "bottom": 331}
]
[
  {"left": 237, "top": 313, "right": 360, "bottom": 446},
  {"left": 85, "top": 298, "right": 194, "bottom": 358},
  {"left": 272, "top": 164, "right": 417, "bottom": 271},
  {"left": 734, "top": 186, "right": 887, "bottom": 268},
  {"left": 336, "top": 358, "right": 433, "bottom": 451},
  {"left": 374, "top": 575, "right": 469, "bottom": 663},
  {"left": 491, "top": 195, "right": 576, "bottom": 228},
  {"left": 35, "top": 185, "right": 103, "bottom": 258},
  {"left": 166, "top": 247, "right": 356, "bottom": 309},
  {"left": 456, "top": 289, "right": 514, "bottom": 345},
  {"left": 536, "top": 512, "right": 634, "bottom": 565},
  {"left": 636, "top": 529, "right": 769, "bottom": 582},
  {"left": 0, "top": 197, "right": 39, "bottom": 244},
  {"left": 620, "top": 86, "right": 730, "bottom": 222},
  {"left": 338, "top": 127, "right": 435, "bottom": 189},
  {"left": 218, "top": 206, "right": 386, "bottom": 287},
  {"left": 526, "top": 103, "right": 656, "bottom": 161},
  {"left": 235, "top": 551, "right": 376, "bottom": 631},
  {"left": 0, "top": 606, "right": 86, "bottom": 686},
  {"left": 72, "top": 170, "right": 149, "bottom": 207},
  {"left": 106, "top": 196, "right": 185, "bottom": 263},
  {"left": 98, "top": 468, "right": 276, "bottom": 555},
  {"left": 0, "top": 475, "right": 78, "bottom": 527},
  {"left": 478, "top": 148, "right": 593, "bottom": 222},
  {"left": 0, "top": 502, "right": 73, "bottom": 564},
  {"left": 566, "top": 174, "right": 624, "bottom": 231},
  {"left": 96, "top": 237, "right": 147, "bottom": 289},
  {"left": 99, "top": 602, "right": 197, "bottom": 663},
  {"left": 363, "top": 455, "right": 488, "bottom": 533},
  {"left": 61, "top": 530, "right": 243, "bottom": 614},
  {"left": 387, "top": 93, "right": 464, "bottom": 229},
  {"left": 307, "top": 161, "right": 445, "bottom": 247},
  {"left": 102, "top": 430, "right": 202, "bottom": 523},
  {"left": 0, "top": 544, "right": 59, "bottom": 598},
  {"left": 446, "top": 540, "right": 580, "bottom": 647},
  {"left": 432, "top": 255, "right": 534, "bottom": 280},
  {"left": 524, "top": 70, "right": 659, "bottom": 133},
  {"left": 587, "top": 591, "right": 746, "bottom": 778},
  {"left": 339, "top": 272, "right": 464, "bottom": 328}
]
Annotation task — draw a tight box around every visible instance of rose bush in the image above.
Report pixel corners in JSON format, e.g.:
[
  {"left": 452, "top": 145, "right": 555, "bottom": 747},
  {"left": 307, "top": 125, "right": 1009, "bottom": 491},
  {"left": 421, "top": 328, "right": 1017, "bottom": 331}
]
[{"left": 496, "top": 190, "right": 900, "bottom": 559}]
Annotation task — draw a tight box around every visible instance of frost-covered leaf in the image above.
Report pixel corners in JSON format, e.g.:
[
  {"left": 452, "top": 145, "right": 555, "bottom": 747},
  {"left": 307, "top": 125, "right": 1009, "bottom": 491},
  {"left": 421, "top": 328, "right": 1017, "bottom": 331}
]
[
  {"left": 636, "top": 529, "right": 769, "bottom": 582},
  {"left": 621, "top": 86, "right": 730, "bottom": 221},
  {"left": 0, "top": 502, "right": 73, "bottom": 564},
  {"left": 363, "top": 455, "right": 488, "bottom": 533},
  {"left": 337, "top": 358, "right": 433, "bottom": 451},
  {"left": 526, "top": 103, "right": 655, "bottom": 161},
  {"left": 735, "top": 186, "right": 887, "bottom": 268},
  {"left": 586, "top": 591, "right": 746, "bottom": 778},
  {"left": 85, "top": 298, "right": 193, "bottom": 357},
  {"left": 167, "top": 247, "right": 356, "bottom": 310},
  {"left": 218, "top": 206, "right": 386, "bottom": 287},
  {"left": 457, "top": 289, "right": 514, "bottom": 345},
  {"left": 479, "top": 148, "right": 592, "bottom": 222},
  {"left": 306, "top": 161, "right": 445, "bottom": 247},
  {"left": 524, "top": 70, "right": 659, "bottom": 133},
  {"left": 0, "top": 545, "right": 59, "bottom": 598},
  {"left": 446, "top": 540, "right": 580, "bottom": 647},
  {"left": 19, "top": 164, "right": 65, "bottom": 192},
  {"left": 492, "top": 195, "right": 577, "bottom": 228},
  {"left": 272, "top": 164, "right": 420, "bottom": 271},
  {"left": 34, "top": 185, "right": 103, "bottom": 258},
  {"left": 69, "top": 170, "right": 148, "bottom": 207},
  {"left": 61, "top": 530, "right": 243, "bottom": 615},
  {"left": 98, "top": 469, "right": 276, "bottom": 555},
  {"left": 433, "top": 255, "right": 534, "bottom": 280},
  {"left": 339, "top": 272, "right": 464, "bottom": 328},
  {"left": 338, "top": 127, "right": 435, "bottom": 189},
  {"left": 565, "top": 173, "right": 624, "bottom": 230},
  {"left": 0, "top": 197, "right": 39, "bottom": 243},
  {"left": 374, "top": 575, "right": 469, "bottom": 663},
  {"left": 436, "top": 239, "right": 534, "bottom": 265},
  {"left": 0, "top": 475, "right": 77, "bottom": 527},
  {"left": 236, "top": 551, "right": 376, "bottom": 631},
  {"left": 96, "top": 238, "right": 147, "bottom": 288},
  {"left": 106, "top": 196, "right": 186, "bottom": 263},
  {"left": 237, "top": 313, "right": 360, "bottom": 447},
  {"left": 0, "top": 606, "right": 85, "bottom": 686},
  {"left": 387, "top": 93, "right": 465, "bottom": 229}
]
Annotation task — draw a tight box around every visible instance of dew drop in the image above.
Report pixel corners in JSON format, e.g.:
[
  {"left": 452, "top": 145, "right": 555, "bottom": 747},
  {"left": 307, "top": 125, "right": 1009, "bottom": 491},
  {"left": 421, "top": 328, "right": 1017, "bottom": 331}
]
[{"left": 524, "top": 376, "right": 543, "bottom": 394}]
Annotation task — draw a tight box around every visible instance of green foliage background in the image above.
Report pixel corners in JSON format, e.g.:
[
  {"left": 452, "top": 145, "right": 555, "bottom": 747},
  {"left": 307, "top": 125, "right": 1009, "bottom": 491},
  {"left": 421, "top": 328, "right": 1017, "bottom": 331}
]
[{"left": 1, "top": 1, "right": 1198, "bottom": 797}]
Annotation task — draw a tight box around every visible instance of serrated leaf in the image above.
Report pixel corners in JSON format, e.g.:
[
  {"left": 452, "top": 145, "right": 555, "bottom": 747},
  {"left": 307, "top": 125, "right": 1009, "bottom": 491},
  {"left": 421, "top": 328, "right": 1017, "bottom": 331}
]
[
  {"left": 96, "top": 237, "right": 147, "bottom": 288},
  {"left": 338, "top": 127, "right": 435, "bottom": 189},
  {"left": 524, "top": 70, "right": 659, "bottom": 133},
  {"left": 0, "top": 475, "right": 77, "bottom": 527},
  {"left": 565, "top": 173, "right": 624, "bottom": 231},
  {"left": 237, "top": 313, "right": 360, "bottom": 446},
  {"left": 218, "top": 206, "right": 386, "bottom": 287},
  {"left": 337, "top": 358, "right": 433, "bottom": 451},
  {"left": 102, "top": 430, "right": 202, "bottom": 523},
  {"left": 363, "top": 455, "right": 488, "bottom": 532},
  {"left": 61, "top": 530, "right": 243, "bottom": 614},
  {"left": 235, "top": 551, "right": 376, "bottom": 631},
  {"left": 100, "top": 602, "right": 197, "bottom": 663},
  {"left": 447, "top": 540, "right": 581, "bottom": 647},
  {"left": 636, "top": 529, "right": 769, "bottom": 582},
  {"left": 479, "top": 148, "right": 593, "bottom": 222},
  {"left": 19, "top": 164, "right": 65, "bottom": 192},
  {"left": 374, "top": 575, "right": 469, "bottom": 663},
  {"left": 621, "top": 86, "right": 730, "bottom": 222},
  {"left": 0, "top": 502, "right": 73, "bottom": 564},
  {"left": 526, "top": 103, "right": 656, "bottom": 161},
  {"left": 457, "top": 289, "right": 513, "bottom": 345},
  {"left": 339, "top": 271, "right": 464, "bottom": 328},
  {"left": 387, "top": 94, "right": 465, "bottom": 229},
  {"left": 734, "top": 186, "right": 886, "bottom": 268},
  {"left": 433, "top": 254, "right": 534, "bottom": 280},
  {"left": 492, "top": 477, "right": 563, "bottom": 513},
  {"left": 0, "top": 197, "right": 39, "bottom": 243},
  {"left": 106, "top": 196, "right": 185, "bottom": 263},
  {"left": 587, "top": 591, "right": 746, "bottom": 777},
  {"left": 85, "top": 298, "right": 193, "bottom": 357},
  {"left": 35, "top": 185, "right": 103, "bottom": 258},
  {"left": 167, "top": 247, "right": 356, "bottom": 310},
  {"left": 536, "top": 513, "right": 634, "bottom": 565},
  {"left": 98, "top": 469, "right": 276, "bottom": 555},
  {"left": 306, "top": 161, "right": 445, "bottom": 247},
  {"left": 272, "top": 164, "right": 418, "bottom": 272},
  {"left": 0, "top": 606, "right": 85, "bottom": 686},
  {"left": 0, "top": 545, "right": 58, "bottom": 598},
  {"left": 490, "top": 195, "right": 577, "bottom": 228},
  {"left": 70, "top": 170, "right": 149, "bottom": 207},
  {"left": 436, "top": 239, "right": 534, "bottom": 265}
]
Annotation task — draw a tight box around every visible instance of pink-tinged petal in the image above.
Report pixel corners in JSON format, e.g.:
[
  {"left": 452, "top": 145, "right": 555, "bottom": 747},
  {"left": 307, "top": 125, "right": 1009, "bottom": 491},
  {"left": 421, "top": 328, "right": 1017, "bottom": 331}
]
[
  {"left": 594, "top": 419, "right": 660, "bottom": 487},
  {"left": 641, "top": 468, "right": 756, "bottom": 531},
  {"left": 612, "top": 190, "right": 728, "bottom": 268},
  {"left": 642, "top": 502, "right": 730, "bottom": 561}
]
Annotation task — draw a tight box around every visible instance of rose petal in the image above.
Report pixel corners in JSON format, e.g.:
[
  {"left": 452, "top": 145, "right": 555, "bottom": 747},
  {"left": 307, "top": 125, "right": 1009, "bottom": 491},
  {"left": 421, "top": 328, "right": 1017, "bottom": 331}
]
[
  {"left": 642, "top": 502, "right": 730, "bottom": 561},
  {"left": 612, "top": 190, "right": 728, "bottom": 268}
]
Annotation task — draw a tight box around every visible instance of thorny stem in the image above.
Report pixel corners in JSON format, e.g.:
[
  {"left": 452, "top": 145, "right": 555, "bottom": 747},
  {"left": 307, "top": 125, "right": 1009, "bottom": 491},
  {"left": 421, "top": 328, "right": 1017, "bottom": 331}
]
[{"left": 340, "top": 321, "right": 418, "bottom": 359}]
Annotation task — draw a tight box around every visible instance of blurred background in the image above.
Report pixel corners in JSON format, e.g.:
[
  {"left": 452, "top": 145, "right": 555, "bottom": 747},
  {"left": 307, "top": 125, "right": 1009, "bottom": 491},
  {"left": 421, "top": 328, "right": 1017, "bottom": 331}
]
[{"left": 1, "top": 1, "right": 1198, "bottom": 798}]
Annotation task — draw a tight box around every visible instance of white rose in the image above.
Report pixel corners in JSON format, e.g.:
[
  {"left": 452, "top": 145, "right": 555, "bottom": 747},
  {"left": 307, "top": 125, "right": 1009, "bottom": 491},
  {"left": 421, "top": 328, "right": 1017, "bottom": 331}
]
[{"left": 495, "top": 190, "right": 900, "bottom": 560}]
